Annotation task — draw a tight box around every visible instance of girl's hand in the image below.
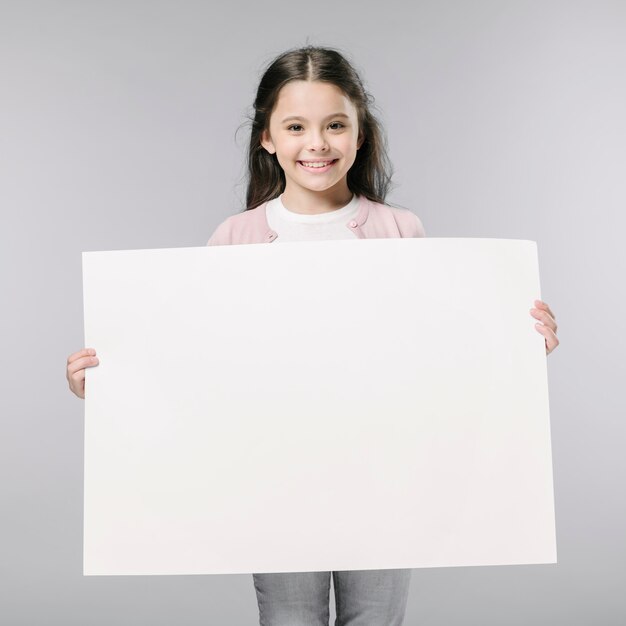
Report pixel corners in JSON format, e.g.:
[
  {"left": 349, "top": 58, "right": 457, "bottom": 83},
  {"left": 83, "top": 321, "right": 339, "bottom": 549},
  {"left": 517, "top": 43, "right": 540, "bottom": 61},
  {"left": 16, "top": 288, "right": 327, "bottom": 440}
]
[
  {"left": 66, "top": 348, "right": 99, "bottom": 399},
  {"left": 530, "top": 300, "right": 559, "bottom": 355}
]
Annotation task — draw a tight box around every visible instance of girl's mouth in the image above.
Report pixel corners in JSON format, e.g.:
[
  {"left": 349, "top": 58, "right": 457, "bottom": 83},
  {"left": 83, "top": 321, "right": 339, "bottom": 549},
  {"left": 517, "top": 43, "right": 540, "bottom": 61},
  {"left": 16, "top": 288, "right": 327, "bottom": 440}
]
[{"left": 297, "top": 159, "right": 338, "bottom": 173}]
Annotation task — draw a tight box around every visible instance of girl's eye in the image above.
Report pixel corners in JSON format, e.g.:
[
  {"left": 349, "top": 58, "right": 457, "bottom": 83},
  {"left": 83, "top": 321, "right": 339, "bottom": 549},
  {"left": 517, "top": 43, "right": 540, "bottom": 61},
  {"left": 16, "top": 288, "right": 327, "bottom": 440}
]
[{"left": 287, "top": 122, "right": 345, "bottom": 132}]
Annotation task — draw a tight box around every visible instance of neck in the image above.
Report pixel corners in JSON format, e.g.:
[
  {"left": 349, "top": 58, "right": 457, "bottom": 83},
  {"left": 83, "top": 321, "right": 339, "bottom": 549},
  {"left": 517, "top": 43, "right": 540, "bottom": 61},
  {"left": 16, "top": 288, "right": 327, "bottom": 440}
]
[{"left": 280, "top": 183, "right": 353, "bottom": 215}]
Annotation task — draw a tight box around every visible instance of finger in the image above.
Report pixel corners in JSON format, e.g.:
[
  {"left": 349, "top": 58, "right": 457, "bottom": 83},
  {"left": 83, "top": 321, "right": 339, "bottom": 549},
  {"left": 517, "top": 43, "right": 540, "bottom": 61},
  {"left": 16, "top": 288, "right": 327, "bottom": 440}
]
[
  {"left": 68, "top": 373, "right": 85, "bottom": 399},
  {"left": 534, "top": 300, "right": 556, "bottom": 321},
  {"left": 534, "top": 323, "right": 560, "bottom": 354},
  {"left": 70, "top": 368, "right": 86, "bottom": 385},
  {"left": 67, "top": 355, "right": 99, "bottom": 378},
  {"left": 530, "top": 308, "right": 557, "bottom": 333},
  {"left": 68, "top": 348, "right": 96, "bottom": 365}
]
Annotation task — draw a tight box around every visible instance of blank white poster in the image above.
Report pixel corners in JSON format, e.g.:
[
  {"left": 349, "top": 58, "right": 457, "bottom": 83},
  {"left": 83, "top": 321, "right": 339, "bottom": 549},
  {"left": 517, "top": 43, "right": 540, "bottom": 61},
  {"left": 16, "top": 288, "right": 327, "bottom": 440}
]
[{"left": 82, "top": 238, "right": 556, "bottom": 576}]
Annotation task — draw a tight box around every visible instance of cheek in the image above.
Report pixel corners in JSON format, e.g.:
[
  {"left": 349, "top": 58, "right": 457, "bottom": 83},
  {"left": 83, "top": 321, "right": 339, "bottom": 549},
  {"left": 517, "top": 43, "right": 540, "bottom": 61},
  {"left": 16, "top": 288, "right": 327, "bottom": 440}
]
[
  {"left": 336, "top": 134, "right": 358, "bottom": 153},
  {"left": 337, "top": 137, "right": 358, "bottom": 162},
  {"left": 276, "top": 154, "right": 295, "bottom": 173},
  {"left": 278, "top": 138, "right": 302, "bottom": 159}
]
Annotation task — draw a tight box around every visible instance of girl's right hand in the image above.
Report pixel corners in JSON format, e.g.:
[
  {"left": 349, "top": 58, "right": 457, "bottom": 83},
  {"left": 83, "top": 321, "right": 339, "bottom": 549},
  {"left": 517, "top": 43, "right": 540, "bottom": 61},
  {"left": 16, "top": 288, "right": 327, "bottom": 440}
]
[{"left": 66, "top": 348, "right": 99, "bottom": 399}]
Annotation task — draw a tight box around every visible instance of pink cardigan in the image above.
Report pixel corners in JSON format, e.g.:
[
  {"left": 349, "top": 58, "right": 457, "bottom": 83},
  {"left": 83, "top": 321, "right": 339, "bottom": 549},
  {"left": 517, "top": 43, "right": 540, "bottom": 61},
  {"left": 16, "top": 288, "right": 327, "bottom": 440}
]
[{"left": 206, "top": 195, "right": 426, "bottom": 245}]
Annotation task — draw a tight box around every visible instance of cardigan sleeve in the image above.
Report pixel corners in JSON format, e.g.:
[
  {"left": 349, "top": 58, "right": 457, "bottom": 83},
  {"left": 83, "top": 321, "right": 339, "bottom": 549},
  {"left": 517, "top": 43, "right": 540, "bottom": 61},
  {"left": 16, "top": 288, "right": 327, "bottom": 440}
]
[
  {"left": 396, "top": 207, "right": 426, "bottom": 238},
  {"left": 206, "top": 216, "right": 233, "bottom": 246},
  {"left": 412, "top": 212, "right": 426, "bottom": 238}
]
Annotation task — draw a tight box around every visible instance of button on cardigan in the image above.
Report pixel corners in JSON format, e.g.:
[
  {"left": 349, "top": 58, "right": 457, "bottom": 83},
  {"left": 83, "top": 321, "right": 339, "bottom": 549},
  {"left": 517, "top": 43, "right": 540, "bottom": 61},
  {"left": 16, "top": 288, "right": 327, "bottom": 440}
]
[{"left": 206, "top": 194, "right": 426, "bottom": 246}]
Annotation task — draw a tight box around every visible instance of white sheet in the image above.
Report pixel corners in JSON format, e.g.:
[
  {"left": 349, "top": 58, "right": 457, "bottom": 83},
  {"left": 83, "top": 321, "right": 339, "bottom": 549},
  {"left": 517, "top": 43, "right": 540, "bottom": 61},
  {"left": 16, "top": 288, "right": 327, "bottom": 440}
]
[{"left": 82, "top": 238, "right": 556, "bottom": 575}]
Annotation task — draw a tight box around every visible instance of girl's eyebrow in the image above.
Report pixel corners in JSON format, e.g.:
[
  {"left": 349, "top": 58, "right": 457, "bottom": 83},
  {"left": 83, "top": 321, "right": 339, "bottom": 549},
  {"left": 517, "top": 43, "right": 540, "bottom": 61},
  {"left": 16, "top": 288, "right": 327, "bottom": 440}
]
[{"left": 281, "top": 113, "right": 350, "bottom": 123}]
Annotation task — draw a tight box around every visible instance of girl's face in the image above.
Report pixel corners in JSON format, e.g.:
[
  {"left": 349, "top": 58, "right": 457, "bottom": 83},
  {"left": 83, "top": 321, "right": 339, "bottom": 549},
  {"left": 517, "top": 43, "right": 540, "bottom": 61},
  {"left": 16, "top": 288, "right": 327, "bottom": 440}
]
[{"left": 261, "top": 80, "right": 364, "bottom": 198}]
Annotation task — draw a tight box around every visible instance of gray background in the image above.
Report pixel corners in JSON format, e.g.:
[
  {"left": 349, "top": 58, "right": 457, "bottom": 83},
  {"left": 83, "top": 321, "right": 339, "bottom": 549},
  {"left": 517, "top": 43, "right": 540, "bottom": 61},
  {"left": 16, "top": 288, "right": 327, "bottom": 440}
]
[{"left": 1, "top": 0, "right": 624, "bottom": 624}]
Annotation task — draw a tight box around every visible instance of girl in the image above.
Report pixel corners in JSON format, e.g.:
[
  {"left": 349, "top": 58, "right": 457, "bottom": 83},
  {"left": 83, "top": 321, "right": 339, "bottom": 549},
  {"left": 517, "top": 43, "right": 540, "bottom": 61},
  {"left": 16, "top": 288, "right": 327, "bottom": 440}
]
[{"left": 67, "top": 45, "right": 559, "bottom": 626}]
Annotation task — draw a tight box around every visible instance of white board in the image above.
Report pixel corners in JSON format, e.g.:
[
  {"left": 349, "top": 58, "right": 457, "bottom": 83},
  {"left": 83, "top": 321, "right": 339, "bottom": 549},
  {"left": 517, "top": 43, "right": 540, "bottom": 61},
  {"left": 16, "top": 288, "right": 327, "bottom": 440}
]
[{"left": 82, "top": 238, "right": 556, "bottom": 576}]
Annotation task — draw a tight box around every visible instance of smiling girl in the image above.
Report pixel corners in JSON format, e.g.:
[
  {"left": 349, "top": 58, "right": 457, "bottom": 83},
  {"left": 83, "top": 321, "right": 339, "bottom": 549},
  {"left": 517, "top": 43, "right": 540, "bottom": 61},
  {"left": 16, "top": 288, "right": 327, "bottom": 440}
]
[{"left": 67, "top": 45, "right": 559, "bottom": 625}]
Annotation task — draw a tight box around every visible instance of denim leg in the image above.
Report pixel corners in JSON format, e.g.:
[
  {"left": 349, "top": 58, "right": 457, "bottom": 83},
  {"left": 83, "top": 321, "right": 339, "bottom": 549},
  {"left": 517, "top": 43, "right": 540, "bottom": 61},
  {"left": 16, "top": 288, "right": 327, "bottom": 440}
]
[
  {"left": 253, "top": 571, "right": 331, "bottom": 626},
  {"left": 332, "top": 568, "right": 412, "bottom": 626}
]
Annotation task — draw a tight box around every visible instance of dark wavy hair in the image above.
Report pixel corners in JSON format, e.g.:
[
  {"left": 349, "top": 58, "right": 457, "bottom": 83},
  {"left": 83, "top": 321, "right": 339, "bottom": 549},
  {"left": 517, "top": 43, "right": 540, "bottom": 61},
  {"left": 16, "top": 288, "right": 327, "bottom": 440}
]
[{"left": 238, "top": 45, "right": 396, "bottom": 211}]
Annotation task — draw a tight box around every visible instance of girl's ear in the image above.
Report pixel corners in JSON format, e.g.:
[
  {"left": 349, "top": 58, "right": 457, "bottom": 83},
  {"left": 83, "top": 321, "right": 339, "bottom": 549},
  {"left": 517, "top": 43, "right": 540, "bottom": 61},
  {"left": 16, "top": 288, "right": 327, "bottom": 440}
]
[
  {"left": 260, "top": 129, "right": 276, "bottom": 155},
  {"left": 357, "top": 131, "right": 365, "bottom": 150}
]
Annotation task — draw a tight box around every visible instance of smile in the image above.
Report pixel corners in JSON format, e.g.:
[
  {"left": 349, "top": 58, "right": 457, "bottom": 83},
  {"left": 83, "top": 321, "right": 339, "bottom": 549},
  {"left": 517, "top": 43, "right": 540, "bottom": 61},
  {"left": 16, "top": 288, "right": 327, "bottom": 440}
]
[{"left": 297, "top": 159, "right": 338, "bottom": 173}]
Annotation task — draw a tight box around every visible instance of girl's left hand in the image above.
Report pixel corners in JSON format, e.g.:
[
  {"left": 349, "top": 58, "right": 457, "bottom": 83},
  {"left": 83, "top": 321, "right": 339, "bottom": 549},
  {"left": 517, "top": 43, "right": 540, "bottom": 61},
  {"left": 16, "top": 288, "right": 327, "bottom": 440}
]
[{"left": 530, "top": 300, "right": 559, "bottom": 355}]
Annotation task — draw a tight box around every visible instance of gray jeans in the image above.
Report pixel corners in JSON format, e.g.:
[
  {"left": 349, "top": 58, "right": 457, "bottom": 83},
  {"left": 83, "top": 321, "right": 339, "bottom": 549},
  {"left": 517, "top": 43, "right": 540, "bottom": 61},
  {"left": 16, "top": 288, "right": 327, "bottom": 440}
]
[{"left": 252, "top": 569, "right": 412, "bottom": 626}]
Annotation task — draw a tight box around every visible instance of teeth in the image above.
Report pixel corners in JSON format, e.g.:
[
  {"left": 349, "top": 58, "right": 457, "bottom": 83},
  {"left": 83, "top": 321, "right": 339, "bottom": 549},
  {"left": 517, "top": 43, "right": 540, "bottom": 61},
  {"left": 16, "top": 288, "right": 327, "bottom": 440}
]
[{"left": 300, "top": 160, "right": 334, "bottom": 168}]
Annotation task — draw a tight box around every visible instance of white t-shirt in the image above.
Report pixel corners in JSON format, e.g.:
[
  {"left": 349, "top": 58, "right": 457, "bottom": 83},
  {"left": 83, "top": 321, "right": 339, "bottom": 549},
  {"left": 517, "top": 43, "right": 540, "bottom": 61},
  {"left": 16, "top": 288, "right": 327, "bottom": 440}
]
[{"left": 265, "top": 193, "right": 360, "bottom": 242}]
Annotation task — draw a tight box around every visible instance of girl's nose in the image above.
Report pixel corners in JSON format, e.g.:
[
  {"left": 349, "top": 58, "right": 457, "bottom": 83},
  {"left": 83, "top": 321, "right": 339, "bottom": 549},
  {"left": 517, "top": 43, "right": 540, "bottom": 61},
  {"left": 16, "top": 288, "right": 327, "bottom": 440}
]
[{"left": 307, "top": 133, "right": 329, "bottom": 152}]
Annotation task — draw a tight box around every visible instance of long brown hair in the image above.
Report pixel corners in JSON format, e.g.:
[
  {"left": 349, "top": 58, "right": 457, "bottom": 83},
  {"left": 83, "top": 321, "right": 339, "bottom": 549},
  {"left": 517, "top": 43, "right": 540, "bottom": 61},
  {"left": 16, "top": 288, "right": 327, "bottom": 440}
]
[{"left": 240, "top": 45, "right": 396, "bottom": 211}]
